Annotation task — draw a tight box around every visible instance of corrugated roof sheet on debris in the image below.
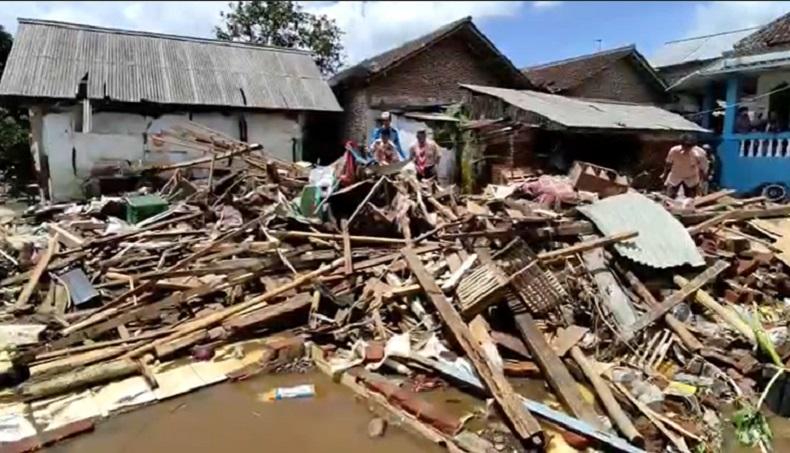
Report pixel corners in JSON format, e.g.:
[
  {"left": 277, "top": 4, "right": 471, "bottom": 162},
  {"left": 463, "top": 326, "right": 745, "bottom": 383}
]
[
  {"left": 460, "top": 84, "right": 708, "bottom": 133},
  {"left": 0, "top": 19, "right": 341, "bottom": 112},
  {"left": 650, "top": 27, "right": 758, "bottom": 68},
  {"left": 577, "top": 192, "right": 705, "bottom": 269}
]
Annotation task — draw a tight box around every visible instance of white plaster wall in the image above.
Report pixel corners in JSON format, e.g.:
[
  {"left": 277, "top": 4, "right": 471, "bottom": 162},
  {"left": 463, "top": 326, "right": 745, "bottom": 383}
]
[
  {"left": 40, "top": 108, "right": 304, "bottom": 200},
  {"left": 246, "top": 112, "right": 302, "bottom": 162}
]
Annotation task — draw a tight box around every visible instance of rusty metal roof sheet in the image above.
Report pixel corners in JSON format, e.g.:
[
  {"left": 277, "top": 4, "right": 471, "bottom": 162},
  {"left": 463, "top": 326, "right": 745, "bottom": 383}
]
[
  {"left": 0, "top": 19, "right": 341, "bottom": 112},
  {"left": 460, "top": 84, "right": 707, "bottom": 133},
  {"left": 577, "top": 192, "right": 705, "bottom": 269}
]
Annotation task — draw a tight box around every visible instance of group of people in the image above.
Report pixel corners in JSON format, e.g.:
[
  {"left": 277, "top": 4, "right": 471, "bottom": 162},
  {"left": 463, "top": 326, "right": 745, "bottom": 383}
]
[
  {"left": 367, "top": 111, "right": 440, "bottom": 178},
  {"left": 736, "top": 107, "right": 787, "bottom": 133}
]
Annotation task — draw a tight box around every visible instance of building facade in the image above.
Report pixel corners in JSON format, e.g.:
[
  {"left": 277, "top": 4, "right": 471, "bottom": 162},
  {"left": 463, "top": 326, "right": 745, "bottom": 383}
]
[{"left": 0, "top": 19, "right": 341, "bottom": 201}]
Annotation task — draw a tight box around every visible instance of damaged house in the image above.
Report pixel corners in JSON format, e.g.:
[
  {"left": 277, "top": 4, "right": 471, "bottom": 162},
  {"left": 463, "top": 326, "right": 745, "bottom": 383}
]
[
  {"left": 327, "top": 16, "right": 531, "bottom": 151},
  {"left": 523, "top": 45, "right": 669, "bottom": 105},
  {"left": 459, "top": 84, "right": 708, "bottom": 189},
  {"left": 0, "top": 19, "right": 341, "bottom": 201}
]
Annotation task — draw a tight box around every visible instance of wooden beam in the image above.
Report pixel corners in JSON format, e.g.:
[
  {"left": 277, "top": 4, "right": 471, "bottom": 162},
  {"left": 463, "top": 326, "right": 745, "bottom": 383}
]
[
  {"left": 624, "top": 260, "right": 728, "bottom": 338},
  {"left": 538, "top": 231, "right": 638, "bottom": 263},
  {"left": 15, "top": 234, "right": 59, "bottom": 310},
  {"left": 509, "top": 303, "right": 601, "bottom": 428},
  {"left": 674, "top": 275, "right": 756, "bottom": 343},
  {"left": 341, "top": 219, "right": 353, "bottom": 275},
  {"left": 402, "top": 248, "right": 544, "bottom": 448},
  {"left": 612, "top": 261, "right": 702, "bottom": 352},
  {"left": 569, "top": 346, "right": 643, "bottom": 445}
]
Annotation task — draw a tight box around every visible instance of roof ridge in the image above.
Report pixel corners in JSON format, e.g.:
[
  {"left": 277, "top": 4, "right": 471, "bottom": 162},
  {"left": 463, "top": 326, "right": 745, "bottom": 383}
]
[
  {"left": 523, "top": 44, "right": 635, "bottom": 71},
  {"left": 663, "top": 26, "right": 763, "bottom": 45},
  {"left": 17, "top": 17, "right": 312, "bottom": 55}
]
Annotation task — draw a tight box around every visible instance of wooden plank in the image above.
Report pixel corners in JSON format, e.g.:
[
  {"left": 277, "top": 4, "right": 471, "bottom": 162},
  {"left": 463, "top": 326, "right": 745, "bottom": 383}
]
[
  {"left": 674, "top": 275, "right": 756, "bottom": 343},
  {"left": 538, "top": 231, "right": 637, "bottom": 263},
  {"left": 341, "top": 219, "right": 353, "bottom": 275},
  {"left": 624, "top": 260, "right": 728, "bottom": 338},
  {"left": 612, "top": 261, "right": 702, "bottom": 352},
  {"left": 582, "top": 244, "right": 637, "bottom": 328},
  {"left": 402, "top": 248, "right": 544, "bottom": 448},
  {"left": 687, "top": 210, "right": 736, "bottom": 235},
  {"left": 691, "top": 189, "right": 735, "bottom": 208},
  {"left": 509, "top": 303, "right": 601, "bottom": 428},
  {"left": 48, "top": 224, "right": 85, "bottom": 248},
  {"left": 570, "top": 346, "right": 643, "bottom": 445},
  {"left": 15, "top": 235, "right": 59, "bottom": 310}
]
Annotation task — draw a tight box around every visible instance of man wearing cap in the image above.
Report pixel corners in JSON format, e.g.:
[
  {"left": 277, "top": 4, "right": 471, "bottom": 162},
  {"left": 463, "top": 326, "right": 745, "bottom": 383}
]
[
  {"left": 661, "top": 134, "right": 709, "bottom": 198},
  {"left": 370, "top": 112, "right": 406, "bottom": 160},
  {"left": 409, "top": 129, "right": 440, "bottom": 179}
]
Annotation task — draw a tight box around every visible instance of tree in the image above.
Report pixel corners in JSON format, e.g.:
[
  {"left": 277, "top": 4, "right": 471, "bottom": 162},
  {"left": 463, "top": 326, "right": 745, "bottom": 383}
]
[
  {"left": 0, "top": 24, "right": 34, "bottom": 196},
  {"left": 215, "top": 1, "right": 344, "bottom": 76}
]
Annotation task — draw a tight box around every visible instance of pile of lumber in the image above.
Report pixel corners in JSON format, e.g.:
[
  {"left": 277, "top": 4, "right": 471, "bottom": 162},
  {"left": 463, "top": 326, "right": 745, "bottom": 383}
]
[{"left": 2, "top": 124, "right": 790, "bottom": 452}]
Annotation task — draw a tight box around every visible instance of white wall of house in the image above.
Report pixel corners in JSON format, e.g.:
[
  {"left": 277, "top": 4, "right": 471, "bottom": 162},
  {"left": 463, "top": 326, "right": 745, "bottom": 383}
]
[{"left": 37, "top": 106, "right": 304, "bottom": 201}]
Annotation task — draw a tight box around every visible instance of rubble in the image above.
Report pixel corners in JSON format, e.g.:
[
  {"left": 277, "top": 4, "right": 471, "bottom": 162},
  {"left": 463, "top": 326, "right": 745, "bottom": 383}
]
[{"left": 1, "top": 121, "right": 790, "bottom": 452}]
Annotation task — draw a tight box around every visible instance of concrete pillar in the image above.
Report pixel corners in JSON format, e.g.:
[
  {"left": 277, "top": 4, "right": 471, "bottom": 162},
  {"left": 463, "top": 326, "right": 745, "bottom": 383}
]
[{"left": 723, "top": 75, "right": 740, "bottom": 137}]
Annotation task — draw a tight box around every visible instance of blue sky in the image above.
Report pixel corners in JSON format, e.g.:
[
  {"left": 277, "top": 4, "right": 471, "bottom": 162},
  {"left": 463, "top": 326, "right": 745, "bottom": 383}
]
[{"left": 1, "top": 1, "right": 789, "bottom": 70}]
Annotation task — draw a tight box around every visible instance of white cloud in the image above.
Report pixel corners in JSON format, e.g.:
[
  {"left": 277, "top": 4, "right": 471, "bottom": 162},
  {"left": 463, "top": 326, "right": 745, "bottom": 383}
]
[
  {"left": 304, "top": 1, "right": 524, "bottom": 66},
  {"left": 0, "top": 1, "right": 524, "bottom": 70},
  {"left": 532, "top": 1, "right": 562, "bottom": 9},
  {"left": 687, "top": 1, "right": 790, "bottom": 37}
]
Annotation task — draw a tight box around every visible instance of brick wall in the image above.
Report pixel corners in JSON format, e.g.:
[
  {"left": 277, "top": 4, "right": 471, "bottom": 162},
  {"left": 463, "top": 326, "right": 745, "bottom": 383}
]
[
  {"left": 339, "top": 35, "right": 508, "bottom": 143},
  {"left": 567, "top": 59, "right": 665, "bottom": 104}
]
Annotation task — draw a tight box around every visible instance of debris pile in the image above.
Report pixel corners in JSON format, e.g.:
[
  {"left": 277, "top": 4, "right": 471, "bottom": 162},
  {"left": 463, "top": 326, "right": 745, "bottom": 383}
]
[{"left": 2, "top": 123, "right": 790, "bottom": 452}]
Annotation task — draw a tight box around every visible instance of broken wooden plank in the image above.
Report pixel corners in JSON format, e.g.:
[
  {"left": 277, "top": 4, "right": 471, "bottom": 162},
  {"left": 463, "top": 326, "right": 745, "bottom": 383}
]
[
  {"left": 624, "top": 260, "right": 728, "bottom": 338},
  {"left": 674, "top": 275, "right": 756, "bottom": 343},
  {"left": 508, "top": 303, "right": 601, "bottom": 428},
  {"left": 569, "top": 346, "right": 643, "bottom": 445},
  {"left": 402, "top": 247, "right": 544, "bottom": 448},
  {"left": 341, "top": 219, "right": 353, "bottom": 275},
  {"left": 48, "top": 224, "right": 85, "bottom": 249},
  {"left": 538, "top": 231, "right": 638, "bottom": 263},
  {"left": 15, "top": 234, "right": 59, "bottom": 310},
  {"left": 612, "top": 261, "right": 702, "bottom": 352}
]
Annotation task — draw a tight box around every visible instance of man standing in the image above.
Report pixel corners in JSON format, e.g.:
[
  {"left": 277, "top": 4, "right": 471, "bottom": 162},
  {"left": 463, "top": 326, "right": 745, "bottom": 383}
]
[
  {"left": 409, "top": 129, "right": 440, "bottom": 179},
  {"left": 662, "top": 134, "right": 709, "bottom": 198},
  {"left": 369, "top": 128, "right": 398, "bottom": 165},
  {"left": 370, "top": 112, "right": 407, "bottom": 160}
]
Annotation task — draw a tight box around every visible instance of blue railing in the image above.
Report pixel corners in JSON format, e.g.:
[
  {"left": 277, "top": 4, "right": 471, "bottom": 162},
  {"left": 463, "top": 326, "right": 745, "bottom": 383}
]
[{"left": 718, "top": 132, "right": 790, "bottom": 192}]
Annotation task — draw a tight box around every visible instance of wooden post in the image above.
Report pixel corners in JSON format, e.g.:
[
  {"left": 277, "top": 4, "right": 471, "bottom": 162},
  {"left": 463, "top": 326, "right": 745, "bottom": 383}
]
[
  {"left": 508, "top": 303, "right": 601, "bottom": 428},
  {"left": 403, "top": 248, "right": 544, "bottom": 448},
  {"left": 624, "top": 260, "right": 728, "bottom": 338},
  {"left": 15, "top": 234, "right": 59, "bottom": 310}
]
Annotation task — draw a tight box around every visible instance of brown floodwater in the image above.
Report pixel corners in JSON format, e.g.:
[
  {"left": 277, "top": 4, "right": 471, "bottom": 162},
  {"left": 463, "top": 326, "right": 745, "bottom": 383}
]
[{"left": 47, "top": 371, "right": 442, "bottom": 453}]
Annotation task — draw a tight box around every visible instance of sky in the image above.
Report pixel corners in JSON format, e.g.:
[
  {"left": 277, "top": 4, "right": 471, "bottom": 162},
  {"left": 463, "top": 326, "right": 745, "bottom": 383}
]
[{"left": 1, "top": 1, "right": 789, "bottom": 70}]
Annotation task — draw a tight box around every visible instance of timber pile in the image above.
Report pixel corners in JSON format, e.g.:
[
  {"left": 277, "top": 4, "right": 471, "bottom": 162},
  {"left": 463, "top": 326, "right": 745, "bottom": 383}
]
[{"left": 1, "top": 126, "right": 790, "bottom": 451}]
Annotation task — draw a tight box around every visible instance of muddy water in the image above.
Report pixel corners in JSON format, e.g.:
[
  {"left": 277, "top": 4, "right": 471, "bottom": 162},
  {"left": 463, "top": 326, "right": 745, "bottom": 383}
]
[{"left": 48, "top": 371, "right": 441, "bottom": 453}]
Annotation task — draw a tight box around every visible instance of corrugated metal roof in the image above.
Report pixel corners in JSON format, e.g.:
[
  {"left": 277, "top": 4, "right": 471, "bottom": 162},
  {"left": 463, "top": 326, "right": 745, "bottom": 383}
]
[
  {"left": 651, "top": 27, "right": 758, "bottom": 68},
  {"left": 460, "top": 84, "right": 708, "bottom": 133},
  {"left": 577, "top": 192, "right": 705, "bottom": 269},
  {"left": 0, "top": 19, "right": 341, "bottom": 112},
  {"left": 668, "top": 48, "right": 790, "bottom": 91}
]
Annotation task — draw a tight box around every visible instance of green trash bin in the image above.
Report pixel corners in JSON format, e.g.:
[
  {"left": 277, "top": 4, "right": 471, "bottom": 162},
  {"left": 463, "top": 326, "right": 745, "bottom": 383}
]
[{"left": 125, "top": 194, "right": 168, "bottom": 224}]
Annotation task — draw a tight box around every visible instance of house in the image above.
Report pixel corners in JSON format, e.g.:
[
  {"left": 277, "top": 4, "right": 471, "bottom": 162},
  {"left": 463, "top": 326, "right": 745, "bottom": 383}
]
[
  {"left": 0, "top": 19, "right": 341, "bottom": 201},
  {"left": 328, "top": 16, "right": 531, "bottom": 150},
  {"left": 651, "top": 27, "right": 760, "bottom": 115},
  {"left": 668, "top": 12, "right": 790, "bottom": 194},
  {"left": 458, "top": 84, "right": 707, "bottom": 190},
  {"left": 522, "top": 45, "right": 668, "bottom": 105}
]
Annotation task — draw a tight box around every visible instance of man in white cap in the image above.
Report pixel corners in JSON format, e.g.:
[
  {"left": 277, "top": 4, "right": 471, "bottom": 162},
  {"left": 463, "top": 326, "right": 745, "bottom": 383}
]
[{"left": 369, "top": 111, "right": 406, "bottom": 160}]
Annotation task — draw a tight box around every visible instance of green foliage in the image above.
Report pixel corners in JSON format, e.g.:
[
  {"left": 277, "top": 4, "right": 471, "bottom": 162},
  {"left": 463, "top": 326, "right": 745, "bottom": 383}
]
[
  {"left": 215, "top": 1, "right": 344, "bottom": 76},
  {"left": 731, "top": 403, "right": 773, "bottom": 448},
  {"left": 0, "top": 24, "right": 35, "bottom": 196}
]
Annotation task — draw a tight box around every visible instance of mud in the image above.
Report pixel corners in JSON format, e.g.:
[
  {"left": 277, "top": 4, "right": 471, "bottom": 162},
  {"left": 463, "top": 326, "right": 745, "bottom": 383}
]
[{"left": 47, "top": 371, "right": 441, "bottom": 453}]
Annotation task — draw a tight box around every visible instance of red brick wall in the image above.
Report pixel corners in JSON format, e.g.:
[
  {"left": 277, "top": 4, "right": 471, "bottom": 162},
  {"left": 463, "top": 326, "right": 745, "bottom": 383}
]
[
  {"left": 567, "top": 59, "right": 665, "bottom": 104},
  {"left": 339, "top": 35, "right": 509, "bottom": 143}
]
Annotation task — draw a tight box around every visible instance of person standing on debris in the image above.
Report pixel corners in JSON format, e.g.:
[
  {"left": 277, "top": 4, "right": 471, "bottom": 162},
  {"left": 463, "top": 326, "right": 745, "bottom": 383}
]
[
  {"left": 370, "top": 112, "right": 406, "bottom": 160},
  {"left": 410, "top": 129, "right": 440, "bottom": 179},
  {"left": 369, "top": 128, "right": 398, "bottom": 165},
  {"left": 662, "top": 134, "right": 709, "bottom": 198}
]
